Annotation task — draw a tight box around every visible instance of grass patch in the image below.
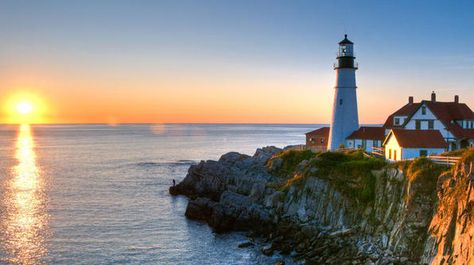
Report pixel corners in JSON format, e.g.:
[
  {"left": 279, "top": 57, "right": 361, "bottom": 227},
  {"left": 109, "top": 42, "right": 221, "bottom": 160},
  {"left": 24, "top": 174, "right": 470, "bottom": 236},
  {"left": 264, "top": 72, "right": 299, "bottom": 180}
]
[
  {"left": 307, "top": 150, "right": 385, "bottom": 204},
  {"left": 405, "top": 157, "right": 446, "bottom": 197},
  {"left": 268, "top": 149, "right": 386, "bottom": 205},
  {"left": 267, "top": 149, "right": 317, "bottom": 177},
  {"left": 439, "top": 148, "right": 468, "bottom": 157}
]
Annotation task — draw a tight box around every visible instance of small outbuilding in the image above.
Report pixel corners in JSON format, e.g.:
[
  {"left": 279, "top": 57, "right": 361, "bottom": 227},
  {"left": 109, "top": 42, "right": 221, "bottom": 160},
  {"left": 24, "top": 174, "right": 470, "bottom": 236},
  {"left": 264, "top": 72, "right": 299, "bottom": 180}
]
[
  {"left": 383, "top": 129, "right": 448, "bottom": 161},
  {"left": 305, "top": 127, "right": 330, "bottom": 152}
]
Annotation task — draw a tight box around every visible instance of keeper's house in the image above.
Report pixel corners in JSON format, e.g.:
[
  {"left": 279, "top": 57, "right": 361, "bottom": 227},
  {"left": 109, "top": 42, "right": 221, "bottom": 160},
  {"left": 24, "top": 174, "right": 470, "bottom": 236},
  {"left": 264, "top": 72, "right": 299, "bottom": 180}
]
[
  {"left": 383, "top": 129, "right": 448, "bottom": 161},
  {"left": 383, "top": 93, "right": 474, "bottom": 151}
]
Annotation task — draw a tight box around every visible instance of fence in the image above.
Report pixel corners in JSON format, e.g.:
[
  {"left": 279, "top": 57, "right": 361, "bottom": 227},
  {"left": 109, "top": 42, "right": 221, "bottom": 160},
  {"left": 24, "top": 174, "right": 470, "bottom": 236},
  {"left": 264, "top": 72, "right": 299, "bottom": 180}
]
[
  {"left": 404, "top": 155, "right": 460, "bottom": 166},
  {"left": 426, "top": 155, "right": 461, "bottom": 166},
  {"left": 372, "top": 147, "right": 384, "bottom": 157}
]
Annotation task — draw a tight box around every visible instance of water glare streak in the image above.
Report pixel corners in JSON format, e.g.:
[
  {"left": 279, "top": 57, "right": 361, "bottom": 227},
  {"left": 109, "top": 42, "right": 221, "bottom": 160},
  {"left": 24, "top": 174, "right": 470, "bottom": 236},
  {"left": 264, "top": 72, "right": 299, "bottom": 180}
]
[{"left": 1, "top": 124, "right": 48, "bottom": 264}]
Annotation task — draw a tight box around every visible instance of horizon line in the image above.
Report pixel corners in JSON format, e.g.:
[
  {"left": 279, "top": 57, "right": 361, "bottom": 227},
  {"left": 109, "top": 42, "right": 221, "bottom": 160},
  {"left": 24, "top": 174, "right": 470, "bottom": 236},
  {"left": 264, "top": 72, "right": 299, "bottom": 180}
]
[{"left": 0, "top": 122, "right": 384, "bottom": 126}]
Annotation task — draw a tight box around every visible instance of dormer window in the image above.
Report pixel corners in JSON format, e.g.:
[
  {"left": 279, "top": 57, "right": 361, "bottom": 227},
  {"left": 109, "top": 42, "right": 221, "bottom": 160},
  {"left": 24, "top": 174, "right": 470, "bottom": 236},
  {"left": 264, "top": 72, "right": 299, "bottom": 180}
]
[
  {"left": 394, "top": 118, "right": 400, "bottom": 125},
  {"left": 421, "top": 106, "right": 427, "bottom": 115}
]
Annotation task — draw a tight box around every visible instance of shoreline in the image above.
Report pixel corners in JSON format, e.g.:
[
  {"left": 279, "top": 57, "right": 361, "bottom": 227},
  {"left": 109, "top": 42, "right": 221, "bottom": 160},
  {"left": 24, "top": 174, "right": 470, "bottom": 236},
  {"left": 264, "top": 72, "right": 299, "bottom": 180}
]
[
  {"left": 169, "top": 147, "right": 413, "bottom": 264},
  {"left": 169, "top": 145, "right": 474, "bottom": 264}
]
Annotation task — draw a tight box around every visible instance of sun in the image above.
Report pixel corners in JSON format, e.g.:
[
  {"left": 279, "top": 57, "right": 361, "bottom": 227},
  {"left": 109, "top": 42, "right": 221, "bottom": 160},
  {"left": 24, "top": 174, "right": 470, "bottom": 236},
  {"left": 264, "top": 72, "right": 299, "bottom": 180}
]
[
  {"left": 2, "top": 92, "right": 49, "bottom": 124},
  {"left": 16, "top": 102, "right": 34, "bottom": 115}
]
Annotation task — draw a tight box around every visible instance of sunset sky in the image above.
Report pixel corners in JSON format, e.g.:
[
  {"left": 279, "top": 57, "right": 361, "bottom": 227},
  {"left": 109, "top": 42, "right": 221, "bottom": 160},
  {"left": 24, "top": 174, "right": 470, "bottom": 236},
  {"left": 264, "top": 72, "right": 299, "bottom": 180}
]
[{"left": 1, "top": 1, "right": 474, "bottom": 124}]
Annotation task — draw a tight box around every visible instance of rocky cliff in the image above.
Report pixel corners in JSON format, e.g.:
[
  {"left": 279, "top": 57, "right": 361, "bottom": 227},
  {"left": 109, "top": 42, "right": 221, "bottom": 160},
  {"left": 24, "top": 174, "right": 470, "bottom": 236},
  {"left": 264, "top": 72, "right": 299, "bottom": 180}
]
[{"left": 170, "top": 147, "right": 474, "bottom": 265}]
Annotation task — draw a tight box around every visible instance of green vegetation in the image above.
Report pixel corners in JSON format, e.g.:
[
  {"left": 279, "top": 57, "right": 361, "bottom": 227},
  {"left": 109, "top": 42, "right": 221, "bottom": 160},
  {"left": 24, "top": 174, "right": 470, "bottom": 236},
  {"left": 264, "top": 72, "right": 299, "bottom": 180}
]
[
  {"left": 405, "top": 157, "right": 447, "bottom": 198},
  {"left": 266, "top": 149, "right": 317, "bottom": 177},
  {"left": 439, "top": 148, "right": 469, "bottom": 157},
  {"left": 457, "top": 147, "right": 474, "bottom": 164},
  {"left": 267, "top": 149, "right": 386, "bottom": 204},
  {"left": 266, "top": 148, "right": 470, "bottom": 206}
]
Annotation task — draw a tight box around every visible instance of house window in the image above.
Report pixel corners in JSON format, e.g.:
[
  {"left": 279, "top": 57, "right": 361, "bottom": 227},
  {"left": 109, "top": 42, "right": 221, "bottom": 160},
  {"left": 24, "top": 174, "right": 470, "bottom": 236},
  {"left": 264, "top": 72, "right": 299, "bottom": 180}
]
[
  {"left": 428, "top": 120, "right": 434, "bottom": 129},
  {"left": 419, "top": 150, "right": 428, "bottom": 157},
  {"left": 373, "top": 140, "right": 379, "bottom": 147},
  {"left": 416, "top": 120, "right": 421, "bottom": 129},
  {"left": 421, "top": 106, "right": 427, "bottom": 115},
  {"left": 394, "top": 118, "right": 400, "bottom": 125},
  {"left": 362, "top": 139, "right": 367, "bottom": 148},
  {"left": 388, "top": 149, "right": 392, "bottom": 159},
  {"left": 339, "top": 99, "right": 343, "bottom": 105},
  {"left": 394, "top": 150, "right": 397, "bottom": 160},
  {"left": 320, "top": 137, "right": 324, "bottom": 143}
]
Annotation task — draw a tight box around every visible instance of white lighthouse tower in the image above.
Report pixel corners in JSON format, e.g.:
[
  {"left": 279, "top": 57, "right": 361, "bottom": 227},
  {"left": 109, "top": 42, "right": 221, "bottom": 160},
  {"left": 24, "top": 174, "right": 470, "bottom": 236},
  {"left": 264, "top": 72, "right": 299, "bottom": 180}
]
[{"left": 328, "top": 34, "right": 359, "bottom": 150}]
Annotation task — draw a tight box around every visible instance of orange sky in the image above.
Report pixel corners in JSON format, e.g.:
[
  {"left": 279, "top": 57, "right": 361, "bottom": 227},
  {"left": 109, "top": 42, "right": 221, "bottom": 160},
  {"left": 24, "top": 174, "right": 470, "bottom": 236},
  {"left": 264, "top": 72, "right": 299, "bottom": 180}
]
[{"left": 0, "top": 65, "right": 466, "bottom": 125}]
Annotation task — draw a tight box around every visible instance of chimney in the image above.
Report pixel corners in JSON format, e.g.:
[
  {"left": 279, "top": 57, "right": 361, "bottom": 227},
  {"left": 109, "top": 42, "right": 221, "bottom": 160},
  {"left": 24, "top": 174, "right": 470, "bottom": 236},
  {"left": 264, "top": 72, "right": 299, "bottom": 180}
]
[
  {"left": 431, "top": 91, "right": 436, "bottom": 102},
  {"left": 454, "top": 95, "right": 459, "bottom": 103},
  {"left": 408, "top": 96, "right": 414, "bottom": 104}
]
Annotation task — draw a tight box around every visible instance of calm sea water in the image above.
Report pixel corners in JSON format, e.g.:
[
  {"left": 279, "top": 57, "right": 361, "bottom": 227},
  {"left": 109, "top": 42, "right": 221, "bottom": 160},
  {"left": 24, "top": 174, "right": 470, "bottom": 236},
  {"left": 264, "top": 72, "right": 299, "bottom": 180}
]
[{"left": 0, "top": 124, "right": 321, "bottom": 264}]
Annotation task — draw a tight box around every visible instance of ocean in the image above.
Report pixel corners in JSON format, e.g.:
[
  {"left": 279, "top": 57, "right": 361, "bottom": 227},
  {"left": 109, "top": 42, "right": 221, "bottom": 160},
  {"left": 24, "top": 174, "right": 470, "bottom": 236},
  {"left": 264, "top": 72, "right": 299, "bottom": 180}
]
[{"left": 0, "top": 124, "right": 321, "bottom": 264}]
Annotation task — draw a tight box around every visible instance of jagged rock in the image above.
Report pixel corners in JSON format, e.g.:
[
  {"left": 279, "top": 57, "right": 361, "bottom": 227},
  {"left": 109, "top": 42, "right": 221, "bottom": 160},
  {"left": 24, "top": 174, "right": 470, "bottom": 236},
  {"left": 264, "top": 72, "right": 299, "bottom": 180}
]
[
  {"left": 185, "top": 197, "right": 216, "bottom": 221},
  {"left": 170, "top": 146, "right": 474, "bottom": 264},
  {"left": 262, "top": 244, "right": 273, "bottom": 256},
  {"left": 268, "top": 157, "right": 283, "bottom": 171},
  {"left": 238, "top": 241, "right": 254, "bottom": 248},
  {"left": 329, "top": 228, "right": 354, "bottom": 238}
]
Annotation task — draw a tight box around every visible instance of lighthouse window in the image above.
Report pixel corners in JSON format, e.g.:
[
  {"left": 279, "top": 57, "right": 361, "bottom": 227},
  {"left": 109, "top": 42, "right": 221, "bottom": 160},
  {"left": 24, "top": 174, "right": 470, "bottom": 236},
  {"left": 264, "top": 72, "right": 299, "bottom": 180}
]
[{"left": 339, "top": 99, "right": 343, "bottom": 105}]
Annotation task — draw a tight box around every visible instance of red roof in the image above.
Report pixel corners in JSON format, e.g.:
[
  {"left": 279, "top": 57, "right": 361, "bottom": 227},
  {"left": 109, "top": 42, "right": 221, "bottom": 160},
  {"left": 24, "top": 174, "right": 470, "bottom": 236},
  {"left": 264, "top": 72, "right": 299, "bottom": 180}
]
[
  {"left": 347, "top": 126, "right": 385, "bottom": 140},
  {"left": 306, "top": 127, "right": 330, "bottom": 137},
  {"left": 384, "top": 99, "right": 474, "bottom": 140},
  {"left": 383, "top": 102, "right": 421, "bottom": 128},
  {"left": 422, "top": 101, "right": 474, "bottom": 139},
  {"left": 387, "top": 129, "right": 448, "bottom": 148}
]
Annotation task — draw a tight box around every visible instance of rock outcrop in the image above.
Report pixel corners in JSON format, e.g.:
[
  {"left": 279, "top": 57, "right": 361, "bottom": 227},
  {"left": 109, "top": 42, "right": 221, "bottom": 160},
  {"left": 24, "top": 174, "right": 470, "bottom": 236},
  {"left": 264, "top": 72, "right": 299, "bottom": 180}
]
[
  {"left": 170, "top": 147, "right": 474, "bottom": 264},
  {"left": 421, "top": 153, "right": 474, "bottom": 265}
]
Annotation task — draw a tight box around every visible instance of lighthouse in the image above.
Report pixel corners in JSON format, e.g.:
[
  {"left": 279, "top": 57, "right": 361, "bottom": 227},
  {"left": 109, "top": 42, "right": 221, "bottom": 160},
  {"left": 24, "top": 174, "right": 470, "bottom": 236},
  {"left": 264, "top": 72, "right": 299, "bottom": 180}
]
[{"left": 327, "top": 34, "right": 359, "bottom": 150}]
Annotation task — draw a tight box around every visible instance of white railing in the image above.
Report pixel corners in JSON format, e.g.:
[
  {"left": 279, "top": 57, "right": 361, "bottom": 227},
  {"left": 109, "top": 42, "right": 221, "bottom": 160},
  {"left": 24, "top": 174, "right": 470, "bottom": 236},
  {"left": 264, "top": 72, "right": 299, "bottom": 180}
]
[
  {"left": 371, "top": 147, "right": 384, "bottom": 157},
  {"left": 427, "top": 155, "right": 461, "bottom": 166},
  {"left": 405, "top": 155, "right": 461, "bottom": 166}
]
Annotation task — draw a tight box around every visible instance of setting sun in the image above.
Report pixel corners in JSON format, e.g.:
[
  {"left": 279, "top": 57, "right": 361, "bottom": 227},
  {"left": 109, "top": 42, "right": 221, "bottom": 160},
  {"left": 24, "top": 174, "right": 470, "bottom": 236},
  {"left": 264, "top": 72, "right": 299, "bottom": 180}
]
[
  {"left": 2, "top": 92, "right": 49, "bottom": 124},
  {"left": 16, "top": 102, "right": 34, "bottom": 115}
]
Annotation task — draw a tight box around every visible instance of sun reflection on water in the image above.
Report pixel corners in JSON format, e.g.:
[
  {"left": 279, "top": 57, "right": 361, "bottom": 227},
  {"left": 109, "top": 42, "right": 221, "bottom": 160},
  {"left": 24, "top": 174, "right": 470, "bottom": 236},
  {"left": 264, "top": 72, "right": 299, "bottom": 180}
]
[{"left": 1, "top": 124, "right": 48, "bottom": 263}]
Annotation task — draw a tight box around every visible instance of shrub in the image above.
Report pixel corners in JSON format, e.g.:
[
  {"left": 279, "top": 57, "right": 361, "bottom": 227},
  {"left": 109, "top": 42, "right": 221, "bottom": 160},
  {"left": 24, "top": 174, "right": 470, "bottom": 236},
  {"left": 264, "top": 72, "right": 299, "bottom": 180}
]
[
  {"left": 405, "top": 157, "right": 446, "bottom": 197},
  {"left": 267, "top": 149, "right": 317, "bottom": 177},
  {"left": 270, "top": 149, "right": 386, "bottom": 205}
]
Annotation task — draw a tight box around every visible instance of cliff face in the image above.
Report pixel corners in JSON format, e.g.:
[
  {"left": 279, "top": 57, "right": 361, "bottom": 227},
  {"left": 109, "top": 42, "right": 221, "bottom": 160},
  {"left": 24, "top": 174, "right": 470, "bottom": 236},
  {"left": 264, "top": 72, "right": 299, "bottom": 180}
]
[
  {"left": 170, "top": 147, "right": 474, "bottom": 264},
  {"left": 421, "top": 153, "right": 474, "bottom": 265}
]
